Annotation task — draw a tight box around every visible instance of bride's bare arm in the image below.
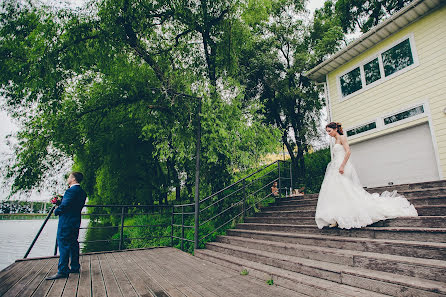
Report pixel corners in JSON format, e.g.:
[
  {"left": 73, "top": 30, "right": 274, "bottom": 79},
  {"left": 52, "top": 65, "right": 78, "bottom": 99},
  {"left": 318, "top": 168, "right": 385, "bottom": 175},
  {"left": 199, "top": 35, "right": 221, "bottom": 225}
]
[{"left": 339, "top": 135, "right": 351, "bottom": 174}]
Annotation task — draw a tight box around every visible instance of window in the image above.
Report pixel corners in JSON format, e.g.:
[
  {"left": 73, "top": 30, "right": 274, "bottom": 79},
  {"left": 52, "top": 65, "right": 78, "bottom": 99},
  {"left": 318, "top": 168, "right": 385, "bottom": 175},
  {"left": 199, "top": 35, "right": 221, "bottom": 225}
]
[
  {"left": 347, "top": 122, "right": 377, "bottom": 137},
  {"left": 384, "top": 105, "right": 424, "bottom": 125},
  {"left": 382, "top": 39, "right": 414, "bottom": 77},
  {"left": 364, "top": 58, "right": 381, "bottom": 85},
  {"left": 338, "top": 35, "right": 417, "bottom": 99},
  {"left": 340, "top": 67, "right": 362, "bottom": 97}
]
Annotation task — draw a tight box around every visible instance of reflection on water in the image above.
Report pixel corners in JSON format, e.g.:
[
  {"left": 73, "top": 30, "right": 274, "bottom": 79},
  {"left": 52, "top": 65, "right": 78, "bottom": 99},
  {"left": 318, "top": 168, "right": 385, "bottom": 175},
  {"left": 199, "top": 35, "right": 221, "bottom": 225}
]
[{"left": 0, "top": 219, "right": 88, "bottom": 271}]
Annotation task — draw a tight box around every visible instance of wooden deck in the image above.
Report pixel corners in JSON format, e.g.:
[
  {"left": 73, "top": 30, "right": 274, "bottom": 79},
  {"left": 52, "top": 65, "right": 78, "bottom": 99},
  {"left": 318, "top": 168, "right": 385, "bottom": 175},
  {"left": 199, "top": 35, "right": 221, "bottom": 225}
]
[{"left": 0, "top": 247, "right": 298, "bottom": 297}]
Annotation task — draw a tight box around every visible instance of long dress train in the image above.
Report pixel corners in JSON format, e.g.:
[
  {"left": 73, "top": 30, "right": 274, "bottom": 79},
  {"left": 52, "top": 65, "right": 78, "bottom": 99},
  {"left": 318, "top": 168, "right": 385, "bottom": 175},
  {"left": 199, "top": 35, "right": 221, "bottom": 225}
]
[{"left": 315, "top": 143, "right": 418, "bottom": 229}]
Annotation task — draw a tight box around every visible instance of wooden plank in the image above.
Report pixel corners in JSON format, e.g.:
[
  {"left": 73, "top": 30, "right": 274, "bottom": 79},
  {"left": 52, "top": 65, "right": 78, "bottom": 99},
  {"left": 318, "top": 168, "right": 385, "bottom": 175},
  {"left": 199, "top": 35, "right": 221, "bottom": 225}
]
[
  {"left": 111, "top": 251, "right": 155, "bottom": 297},
  {"left": 0, "top": 261, "right": 26, "bottom": 281},
  {"left": 46, "top": 269, "right": 69, "bottom": 297},
  {"left": 123, "top": 251, "right": 172, "bottom": 297},
  {"left": 127, "top": 250, "right": 187, "bottom": 297},
  {"left": 61, "top": 256, "right": 84, "bottom": 297},
  {"left": 171, "top": 250, "right": 297, "bottom": 297},
  {"left": 0, "top": 261, "right": 31, "bottom": 286},
  {"left": 157, "top": 248, "right": 291, "bottom": 297},
  {"left": 152, "top": 249, "right": 227, "bottom": 283},
  {"left": 134, "top": 249, "right": 213, "bottom": 297},
  {"left": 14, "top": 258, "right": 57, "bottom": 297},
  {"left": 132, "top": 250, "right": 189, "bottom": 288},
  {"left": 0, "top": 259, "right": 40, "bottom": 295},
  {"left": 144, "top": 249, "right": 230, "bottom": 297},
  {"left": 91, "top": 254, "right": 107, "bottom": 297},
  {"left": 97, "top": 253, "right": 123, "bottom": 297},
  {"left": 104, "top": 252, "right": 138, "bottom": 297},
  {"left": 77, "top": 255, "right": 91, "bottom": 297},
  {"left": 3, "top": 258, "right": 52, "bottom": 297},
  {"left": 30, "top": 258, "right": 59, "bottom": 297}
]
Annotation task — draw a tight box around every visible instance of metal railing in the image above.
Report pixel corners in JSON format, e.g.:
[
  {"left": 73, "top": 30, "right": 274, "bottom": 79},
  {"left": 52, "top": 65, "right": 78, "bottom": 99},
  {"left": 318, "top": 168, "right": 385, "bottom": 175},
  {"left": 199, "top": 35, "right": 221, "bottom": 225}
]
[
  {"left": 196, "top": 160, "right": 293, "bottom": 248},
  {"left": 24, "top": 160, "right": 294, "bottom": 258}
]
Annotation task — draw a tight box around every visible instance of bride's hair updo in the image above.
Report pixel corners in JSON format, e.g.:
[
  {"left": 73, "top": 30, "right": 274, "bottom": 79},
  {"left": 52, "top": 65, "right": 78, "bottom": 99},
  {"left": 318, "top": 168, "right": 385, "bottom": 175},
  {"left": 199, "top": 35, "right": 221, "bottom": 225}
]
[{"left": 326, "top": 122, "right": 344, "bottom": 135}]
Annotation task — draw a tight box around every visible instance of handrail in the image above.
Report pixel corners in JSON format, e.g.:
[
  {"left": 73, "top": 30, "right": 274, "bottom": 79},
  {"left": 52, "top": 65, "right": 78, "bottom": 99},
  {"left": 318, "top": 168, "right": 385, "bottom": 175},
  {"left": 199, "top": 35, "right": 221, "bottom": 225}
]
[
  {"left": 83, "top": 204, "right": 174, "bottom": 208},
  {"left": 200, "top": 160, "right": 278, "bottom": 203},
  {"left": 199, "top": 185, "right": 245, "bottom": 213},
  {"left": 24, "top": 205, "right": 56, "bottom": 258},
  {"left": 24, "top": 159, "right": 293, "bottom": 257},
  {"left": 196, "top": 160, "right": 293, "bottom": 247}
]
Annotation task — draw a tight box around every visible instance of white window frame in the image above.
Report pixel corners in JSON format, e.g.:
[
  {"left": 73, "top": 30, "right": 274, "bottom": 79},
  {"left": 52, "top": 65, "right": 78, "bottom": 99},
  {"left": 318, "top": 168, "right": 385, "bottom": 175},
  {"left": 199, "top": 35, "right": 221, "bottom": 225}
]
[
  {"left": 346, "top": 101, "right": 428, "bottom": 140},
  {"left": 346, "top": 119, "right": 379, "bottom": 140},
  {"left": 346, "top": 120, "right": 378, "bottom": 138},
  {"left": 381, "top": 103, "right": 426, "bottom": 130},
  {"left": 337, "top": 33, "right": 419, "bottom": 102}
]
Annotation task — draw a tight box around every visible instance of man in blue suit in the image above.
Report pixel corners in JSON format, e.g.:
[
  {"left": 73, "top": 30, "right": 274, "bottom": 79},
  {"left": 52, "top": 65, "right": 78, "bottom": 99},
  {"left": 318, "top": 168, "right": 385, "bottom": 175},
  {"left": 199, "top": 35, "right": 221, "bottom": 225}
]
[{"left": 46, "top": 172, "right": 87, "bottom": 280}]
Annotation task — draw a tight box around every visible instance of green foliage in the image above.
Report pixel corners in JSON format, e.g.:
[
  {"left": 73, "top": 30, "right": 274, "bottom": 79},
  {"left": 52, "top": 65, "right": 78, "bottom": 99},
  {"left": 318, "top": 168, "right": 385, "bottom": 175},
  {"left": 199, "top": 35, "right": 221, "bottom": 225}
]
[
  {"left": 266, "top": 278, "right": 274, "bottom": 285},
  {"left": 0, "top": 0, "right": 280, "bottom": 207},
  {"left": 302, "top": 147, "right": 331, "bottom": 193},
  {"left": 240, "top": 268, "right": 249, "bottom": 275},
  {"left": 238, "top": 0, "right": 344, "bottom": 180},
  {"left": 335, "top": 0, "right": 413, "bottom": 33},
  {"left": 1, "top": 0, "right": 341, "bottom": 257}
]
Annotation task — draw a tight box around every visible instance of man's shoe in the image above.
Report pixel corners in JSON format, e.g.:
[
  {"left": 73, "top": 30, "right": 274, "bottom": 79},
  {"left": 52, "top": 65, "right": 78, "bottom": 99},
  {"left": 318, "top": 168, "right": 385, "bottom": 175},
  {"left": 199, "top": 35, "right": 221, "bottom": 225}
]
[
  {"left": 45, "top": 273, "right": 68, "bottom": 280},
  {"left": 69, "top": 269, "right": 80, "bottom": 273}
]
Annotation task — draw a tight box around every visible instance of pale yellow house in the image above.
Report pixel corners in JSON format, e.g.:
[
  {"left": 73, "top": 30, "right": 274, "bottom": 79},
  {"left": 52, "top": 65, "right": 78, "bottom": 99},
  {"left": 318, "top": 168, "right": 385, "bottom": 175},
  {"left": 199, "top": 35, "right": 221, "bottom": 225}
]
[{"left": 307, "top": 0, "right": 446, "bottom": 187}]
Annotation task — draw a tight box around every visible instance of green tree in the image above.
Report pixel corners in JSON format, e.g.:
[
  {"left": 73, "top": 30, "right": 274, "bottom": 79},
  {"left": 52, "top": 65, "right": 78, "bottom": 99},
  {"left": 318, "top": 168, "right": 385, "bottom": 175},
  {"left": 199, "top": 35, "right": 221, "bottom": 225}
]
[
  {"left": 237, "top": 0, "right": 343, "bottom": 179},
  {"left": 335, "top": 0, "right": 413, "bottom": 34},
  {"left": 0, "top": 0, "right": 279, "bottom": 205}
]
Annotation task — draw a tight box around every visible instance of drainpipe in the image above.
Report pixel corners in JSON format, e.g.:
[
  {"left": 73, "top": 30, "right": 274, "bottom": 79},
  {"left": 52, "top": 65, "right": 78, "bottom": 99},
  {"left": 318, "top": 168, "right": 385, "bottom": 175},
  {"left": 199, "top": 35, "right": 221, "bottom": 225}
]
[{"left": 316, "top": 78, "right": 333, "bottom": 159}]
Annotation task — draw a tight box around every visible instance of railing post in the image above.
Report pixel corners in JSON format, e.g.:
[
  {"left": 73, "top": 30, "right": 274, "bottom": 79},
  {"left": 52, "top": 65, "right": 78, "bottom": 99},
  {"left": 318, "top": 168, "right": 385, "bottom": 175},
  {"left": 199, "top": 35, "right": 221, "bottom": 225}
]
[
  {"left": 24, "top": 205, "right": 56, "bottom": 258},
  {"left": 171, "top": 205, "right": 174, "bottom": 247},
  {"left": 181, "top": 205, "right": 185, "bottom": 251},
  {"left": 194, "top": 200, "right": 199, "bottom": 250},
  {"left": 278, "top": 161, "right": 282, "bottom": 199},
  {"left": 289, "top": 161, "right": 293, "bottom": 192},
  {"left": 242, "top": 179, "right": 247, "bottom": 220},
  {"left": 54, "top": 239, "right": 58, "bottom": 256},
  {"left": 119, "top": 206, "right": 125, "bottom": 250},
  {"left": 194, "top": 96, "right": 202, "bottom": 251}
]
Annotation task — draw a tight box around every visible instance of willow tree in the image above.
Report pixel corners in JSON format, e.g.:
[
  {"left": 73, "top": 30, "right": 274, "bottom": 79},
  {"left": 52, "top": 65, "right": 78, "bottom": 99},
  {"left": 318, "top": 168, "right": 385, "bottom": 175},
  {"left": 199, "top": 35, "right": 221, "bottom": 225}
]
[{"left": 0, "top": 0, "right": 279, "bottom": 204}]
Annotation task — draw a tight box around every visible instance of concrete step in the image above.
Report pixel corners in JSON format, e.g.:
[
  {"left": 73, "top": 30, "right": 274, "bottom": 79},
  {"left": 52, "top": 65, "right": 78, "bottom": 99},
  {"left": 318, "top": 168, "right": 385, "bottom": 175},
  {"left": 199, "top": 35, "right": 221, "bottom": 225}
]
[
  {"left": 275, "top": 195, "right": 446, "bottom": 207},
  {"left": 247, "top": 216, "right": 316, "bottom": 225},
  {"left": 260, "top": 205, "right": 446, "bottom": 216},
  {"left": 386, "top": 187, "right": 446, "bottom": 197},
  {"left": 280, "top": 183, "right": 446, "bottom": 202},
  {"left": 366, "top": 180, "right": 446, "bottom": 192},
  {"left": 195, "top": 249, "right": 391, "bottom": 297},
  {"left": 235, "top": 223, "right": 446, "bottom": 243},
  {"left": 215, "top": 236, "right": 446, "bottom": 282},
  {"left": 205, "top": 242, "right": 446, "bottom": 297},
  {"left": 246, "top": 216, "right": 446, "bottom": 228},
  {"left": 225, "top": 229, "right": 446, "bottom": 261}
]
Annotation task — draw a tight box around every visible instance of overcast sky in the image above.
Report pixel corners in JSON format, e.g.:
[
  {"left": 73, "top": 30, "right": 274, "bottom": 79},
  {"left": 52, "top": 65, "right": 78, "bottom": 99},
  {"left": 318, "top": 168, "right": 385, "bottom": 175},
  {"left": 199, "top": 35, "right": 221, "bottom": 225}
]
[{"left": 0, "top": 0, "right": 328, "bottom": 201}]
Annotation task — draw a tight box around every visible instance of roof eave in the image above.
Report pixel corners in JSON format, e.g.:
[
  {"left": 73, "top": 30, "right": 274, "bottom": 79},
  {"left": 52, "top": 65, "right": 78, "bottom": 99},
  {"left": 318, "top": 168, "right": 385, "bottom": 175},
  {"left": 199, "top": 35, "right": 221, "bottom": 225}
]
[{"left": 305, "top": 0, "right": 444, "bottom": 82}]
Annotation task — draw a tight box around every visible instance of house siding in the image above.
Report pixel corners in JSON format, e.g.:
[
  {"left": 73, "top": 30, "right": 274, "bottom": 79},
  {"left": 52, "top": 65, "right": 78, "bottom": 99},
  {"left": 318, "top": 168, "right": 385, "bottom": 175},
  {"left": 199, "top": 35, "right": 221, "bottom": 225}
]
[{"left": 326, "top": 5, "right": 446, "bottom": 178}]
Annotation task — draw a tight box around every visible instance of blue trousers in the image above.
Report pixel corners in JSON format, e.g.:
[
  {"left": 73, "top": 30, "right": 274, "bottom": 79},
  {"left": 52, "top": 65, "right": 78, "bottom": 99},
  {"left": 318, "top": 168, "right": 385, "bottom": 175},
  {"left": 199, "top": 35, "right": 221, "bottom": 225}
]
[{"left": 57, "top": 226, "right": 80, "bottom": 274}]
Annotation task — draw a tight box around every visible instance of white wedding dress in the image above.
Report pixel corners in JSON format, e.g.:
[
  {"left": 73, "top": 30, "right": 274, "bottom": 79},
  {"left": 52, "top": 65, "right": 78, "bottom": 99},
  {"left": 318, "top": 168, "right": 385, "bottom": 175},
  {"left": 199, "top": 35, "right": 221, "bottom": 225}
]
[{"left": 315, "top": 143, "right": 418, "bottom": 229}]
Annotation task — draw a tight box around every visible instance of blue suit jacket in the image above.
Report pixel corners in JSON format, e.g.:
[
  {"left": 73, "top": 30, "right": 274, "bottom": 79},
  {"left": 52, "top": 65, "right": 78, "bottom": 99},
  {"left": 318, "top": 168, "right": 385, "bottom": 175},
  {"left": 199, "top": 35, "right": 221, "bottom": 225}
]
[{"left": 55, "top": 185, "right": 87, "bottom": 238}]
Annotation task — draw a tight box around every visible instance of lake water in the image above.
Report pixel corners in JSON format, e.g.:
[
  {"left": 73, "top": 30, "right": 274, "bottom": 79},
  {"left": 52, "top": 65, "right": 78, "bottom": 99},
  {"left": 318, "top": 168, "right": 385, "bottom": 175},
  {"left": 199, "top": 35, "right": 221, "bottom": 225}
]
[{"left": 0, "top": 219, "right": 88, "bottom": 271}]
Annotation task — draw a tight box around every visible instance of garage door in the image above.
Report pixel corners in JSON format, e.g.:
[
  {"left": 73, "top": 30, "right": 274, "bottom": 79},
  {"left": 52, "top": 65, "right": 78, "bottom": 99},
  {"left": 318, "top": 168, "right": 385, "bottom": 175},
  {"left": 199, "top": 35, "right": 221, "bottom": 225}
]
[{"left": 349, "top": 123, "right": 440, "bottom": 188}]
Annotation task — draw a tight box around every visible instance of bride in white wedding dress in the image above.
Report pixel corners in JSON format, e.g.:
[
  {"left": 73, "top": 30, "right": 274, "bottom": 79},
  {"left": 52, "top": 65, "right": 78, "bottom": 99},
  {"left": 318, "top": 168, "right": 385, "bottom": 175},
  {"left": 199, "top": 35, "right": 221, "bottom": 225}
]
[{"left": 315, "top": 122, "right": 418, "bottom": 229}]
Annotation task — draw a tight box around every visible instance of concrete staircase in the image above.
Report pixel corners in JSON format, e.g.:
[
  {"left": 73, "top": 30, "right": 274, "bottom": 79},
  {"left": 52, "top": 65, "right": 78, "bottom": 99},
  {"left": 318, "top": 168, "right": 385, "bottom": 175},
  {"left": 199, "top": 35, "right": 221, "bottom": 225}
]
[{"left": 195, "top": 180, "right": 446, "bottom": 297}]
